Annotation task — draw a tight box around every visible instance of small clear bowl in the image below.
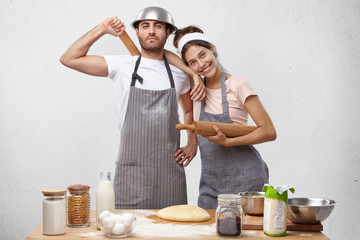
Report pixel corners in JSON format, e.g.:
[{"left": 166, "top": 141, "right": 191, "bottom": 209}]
[{"left": 100, "top": 216, "right": 136, "bottom": 238}]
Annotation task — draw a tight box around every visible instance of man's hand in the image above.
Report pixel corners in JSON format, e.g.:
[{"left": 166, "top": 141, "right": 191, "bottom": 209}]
[
  {"left": 190, "top": 74, "right": 206, "bottom": 102},
  {"left": 101, "top": 17, "right": 126, "bottom": 37},
  {"left": 174, "top": 143, "right": 197, "bottom": 167}
]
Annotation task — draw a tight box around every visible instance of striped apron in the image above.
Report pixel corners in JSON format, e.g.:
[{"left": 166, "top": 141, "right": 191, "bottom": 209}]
[
  {"left": 114, "top": 55, "right": 187, "bottom": 209},
  {"left": 198, "top": 71, "right": 269, "bottom": 209}
]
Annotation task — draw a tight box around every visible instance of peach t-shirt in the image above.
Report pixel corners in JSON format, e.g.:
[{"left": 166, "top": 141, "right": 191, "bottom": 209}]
[{"left": 193, "top": 75, "right": 257, "bottom": 125}]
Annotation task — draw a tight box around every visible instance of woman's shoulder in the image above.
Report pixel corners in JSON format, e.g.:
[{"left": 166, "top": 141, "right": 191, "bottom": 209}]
[{"left": 226, "top": 75, "right": 252, "bottom": 89}]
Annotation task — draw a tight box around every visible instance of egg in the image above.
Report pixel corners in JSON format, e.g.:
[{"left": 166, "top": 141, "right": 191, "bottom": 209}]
[
  {"left": 98, "top": 210, "right": 111, "bottom": 223},
  {"left": 122, "top": 213, "right": 134, "bottom": 222},
  {"left": 112, "top": 223, "right": 125, "bottom": 235},
  {"left": 101, "top": 226, "right": 113, "bottom": 234},
  {"left": 113, "top": 214, "right": 123, "bottom": 223},
  {"left": 102, "top": 216, "right": 116, "bottom": 229}
]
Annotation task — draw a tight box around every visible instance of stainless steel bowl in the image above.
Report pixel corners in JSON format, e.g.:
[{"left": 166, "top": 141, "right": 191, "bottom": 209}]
[
  {"left": 131, "top": 6, "right": 177, "bottom": 33},
  {"left": 239, "top": 191, "right": 265, "bottom": 215},
  {"left": 287, "top": 198, "right": 336, "bottom": 224}
]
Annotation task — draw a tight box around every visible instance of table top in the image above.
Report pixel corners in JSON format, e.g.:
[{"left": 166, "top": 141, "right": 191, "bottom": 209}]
[{"left": 25, "top": 210, "right": 330, "bottom": 240}]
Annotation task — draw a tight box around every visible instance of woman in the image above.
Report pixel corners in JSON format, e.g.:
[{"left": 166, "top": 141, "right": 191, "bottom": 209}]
[{"left": 171, "top": 26, "right": 277, "bottom": 209}]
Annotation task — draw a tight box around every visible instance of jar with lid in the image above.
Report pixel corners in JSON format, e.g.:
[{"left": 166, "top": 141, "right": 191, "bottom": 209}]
[
  {"left": 42, "top": 189, "right": 67, "bottom": 235},
  {"left": 216, "top": 194, "right": 242, "bottom": 238},
  {"left": 67, "top": 184, "right": 90, "bottom": 227}
]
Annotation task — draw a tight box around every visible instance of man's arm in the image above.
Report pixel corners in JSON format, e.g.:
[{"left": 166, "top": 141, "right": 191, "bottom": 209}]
[
  {"left": 60, "top": 17, "right": 125, "bottom": 77},
  {"left": 174, "top": 90, "right": 198, "bottom": 167},
  {"left": 164, "top": 50, "right": 205, "bottom": 102}
]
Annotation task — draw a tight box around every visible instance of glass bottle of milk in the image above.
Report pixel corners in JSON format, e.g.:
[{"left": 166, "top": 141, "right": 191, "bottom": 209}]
[{"left": 96, "top": 172, "right": 115, "bottom": 229}]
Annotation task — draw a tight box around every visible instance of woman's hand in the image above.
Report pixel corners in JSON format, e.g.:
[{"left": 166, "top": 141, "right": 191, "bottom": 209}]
[
  {"left": 190, "top": 74, "right": 206, "bottom": 102},
  {"left": 203, "top": 125, "right": 229, "bottom": 146}
]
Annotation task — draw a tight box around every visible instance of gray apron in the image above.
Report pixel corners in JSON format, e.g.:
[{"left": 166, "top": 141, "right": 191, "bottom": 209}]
[
  {"left": 114, "top": 55, "right": 187, "bottom": 209},
  {"left": 198, "top": 71, "right": 269, "bottom": 209}
]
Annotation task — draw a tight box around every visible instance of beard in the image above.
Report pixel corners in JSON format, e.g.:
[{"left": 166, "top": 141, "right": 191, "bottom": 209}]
[{"left": 138, "top": 35, "right": 167, "bottom": 53}]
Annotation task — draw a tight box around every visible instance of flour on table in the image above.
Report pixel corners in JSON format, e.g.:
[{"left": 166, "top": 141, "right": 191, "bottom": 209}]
[{"left": 130, "top": 210, "right": 216, "bottom": 238}]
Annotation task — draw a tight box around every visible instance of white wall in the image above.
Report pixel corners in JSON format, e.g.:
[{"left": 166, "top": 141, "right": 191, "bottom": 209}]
[{"left": 1, "top": 0, "right": 359, "bottom": 239}]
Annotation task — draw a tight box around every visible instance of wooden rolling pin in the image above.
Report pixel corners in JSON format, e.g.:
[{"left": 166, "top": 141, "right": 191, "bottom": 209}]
[
  {"left": 176, "top": 121, "right": 257, "bottom": 137},
  {"left": 119, "top": 31, "right": 140, "bottom": 56}
]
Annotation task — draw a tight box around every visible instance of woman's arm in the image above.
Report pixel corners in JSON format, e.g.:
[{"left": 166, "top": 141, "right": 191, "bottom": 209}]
[
  {"left": 205, "top": 95, "right": 277, "bottom": 146},
  {"left": 164, "top": 50, "right": 205, "bottom": 102}
]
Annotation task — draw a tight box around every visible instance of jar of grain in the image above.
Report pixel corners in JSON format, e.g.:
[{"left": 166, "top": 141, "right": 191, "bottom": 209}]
[
  {"left": 42, "top": 189, "right": 67, "bottom": 235},
  {"left": 67, "top": 184, "right": 90, "bottom": 227},
  {"left": 216, "top": 194, "right": 242, "bottom": 238}
]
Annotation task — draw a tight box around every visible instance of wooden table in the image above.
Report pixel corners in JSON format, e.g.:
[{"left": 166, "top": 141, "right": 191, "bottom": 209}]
[{"left": 25, "top": 210, "right": 330, "bottom": 240}]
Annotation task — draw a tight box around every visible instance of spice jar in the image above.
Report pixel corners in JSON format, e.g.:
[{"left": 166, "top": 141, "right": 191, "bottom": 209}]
[
  {"left": 216, "top": 194, "right": 242, "bottom": 238},
  {"left": 67, "top": 184, "right": 90, "bottom": 227},
  {"left": 42, "top": 189, "right": 67, "bottom": 235}
]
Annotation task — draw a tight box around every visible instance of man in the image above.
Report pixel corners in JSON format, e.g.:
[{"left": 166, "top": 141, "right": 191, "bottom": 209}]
[{"left": 60, "top": 7, "right": 197, "bottom": 209}]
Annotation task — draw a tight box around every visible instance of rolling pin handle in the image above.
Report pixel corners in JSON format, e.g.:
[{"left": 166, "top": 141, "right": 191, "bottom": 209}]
[
  {"left": 176, "top": 124, "right": 196, "bottom": 132},
  {"left": 119, "top": 31, "right": 140, "bottom": 56}
]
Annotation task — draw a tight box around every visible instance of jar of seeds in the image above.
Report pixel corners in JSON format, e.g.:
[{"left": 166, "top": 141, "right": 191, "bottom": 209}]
[{"left": 67, "top": 184, "right": 90, "bottom": 227}]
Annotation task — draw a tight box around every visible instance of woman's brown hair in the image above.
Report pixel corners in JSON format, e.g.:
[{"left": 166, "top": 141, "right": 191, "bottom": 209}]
[{"left": 173, "top": 26, "right": 217, "bottom": 65}]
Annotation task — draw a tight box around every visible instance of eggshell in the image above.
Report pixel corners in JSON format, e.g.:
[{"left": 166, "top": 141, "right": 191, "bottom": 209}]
[
  {"left": 98, "top": 210, "right": 111, "bottom": 223},
  {"left": 112, "top": 223, "right": 125, "bottom": 235},
  {"left": 101, "top": 226, "right": 113, "bottom": 234},
  {"left": 113, "top": 214, "right": 123, "bottom": 223},
  {"left": 122, "top": 213, "right": 134, "bottom": 221},
  {"left": 102, "top": 216, "right": 116, "bottom": 229}
]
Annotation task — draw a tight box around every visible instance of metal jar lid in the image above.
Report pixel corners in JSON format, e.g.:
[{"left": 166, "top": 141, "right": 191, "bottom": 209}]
[
  {"left": 218, "top": 194, "right": 242, "bottom": 205},
  {"left": 131, "top": 6, "right": 177, "bottom": 33}
]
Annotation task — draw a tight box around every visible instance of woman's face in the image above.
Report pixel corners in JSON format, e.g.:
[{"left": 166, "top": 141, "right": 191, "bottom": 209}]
[{"left": 184, "top": 45, "right": 218, "bottom": 78}]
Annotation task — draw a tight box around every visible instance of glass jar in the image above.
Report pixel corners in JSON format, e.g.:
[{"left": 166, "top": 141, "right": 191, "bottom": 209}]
[
  {"left": 67, "top": 184, "right": 90, "bottom": 227},
  {"left": 96, "top": 172, "right": 115, "bottom": 229},
  {"left": 216, "top": 194, "right": 242, "bottom": 238},
  {"left": 42, "top": 189, "right": 67, "bottom": 235}
]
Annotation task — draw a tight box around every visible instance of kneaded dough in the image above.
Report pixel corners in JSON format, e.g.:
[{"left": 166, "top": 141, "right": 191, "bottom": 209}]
[{"left": 157, "top": 204, "right": 211, "bottom": 222}]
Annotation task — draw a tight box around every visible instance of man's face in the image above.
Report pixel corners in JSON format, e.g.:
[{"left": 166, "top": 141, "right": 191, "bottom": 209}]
[{"left": 136, "top": 20, "right": 169, "bottom": 53}]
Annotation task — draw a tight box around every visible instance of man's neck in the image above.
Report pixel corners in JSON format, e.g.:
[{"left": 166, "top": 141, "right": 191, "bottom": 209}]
[{"left": 140, "top": 49, "right": 164, "bottom": 60}]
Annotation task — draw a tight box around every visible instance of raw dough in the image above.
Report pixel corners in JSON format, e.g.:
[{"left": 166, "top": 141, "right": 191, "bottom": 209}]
[{"left": 157, "top": 204, "right": 211, "bottom": 222}]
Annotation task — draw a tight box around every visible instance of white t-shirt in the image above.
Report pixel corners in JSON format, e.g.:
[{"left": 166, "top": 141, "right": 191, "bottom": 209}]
[{"left": 104, "top": 55, "right": 191, "bottom": 131}]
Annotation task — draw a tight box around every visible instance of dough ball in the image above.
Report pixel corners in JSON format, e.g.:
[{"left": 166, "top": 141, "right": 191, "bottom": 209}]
[{"left": 157, "top": 204, "right": 211, "bottom": 222}]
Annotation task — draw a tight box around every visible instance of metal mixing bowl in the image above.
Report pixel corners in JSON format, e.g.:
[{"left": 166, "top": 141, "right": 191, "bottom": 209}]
[
  {"left": 238, "top": 191, "right": 265, "bottom": 215},
  {"left": 287, "top": 198, "right": 336, "bottom": 224}
]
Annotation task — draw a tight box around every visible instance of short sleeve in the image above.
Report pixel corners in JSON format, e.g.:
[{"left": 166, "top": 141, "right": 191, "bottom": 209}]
[
  {"left": 227, "top": 76, "right": 257, "bottom": 105},
  {"left": 104, "top": 55, "right": 133, "bottom": 79}
]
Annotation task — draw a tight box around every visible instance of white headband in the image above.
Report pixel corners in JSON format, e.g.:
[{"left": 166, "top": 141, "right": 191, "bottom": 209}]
[{"left": 177, "top": 32, "right": 214, "bottom": 54}]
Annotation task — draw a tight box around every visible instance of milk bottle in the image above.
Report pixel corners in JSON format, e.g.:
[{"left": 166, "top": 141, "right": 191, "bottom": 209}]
[{"left": 96, "top": 172, "right": 115, "bottom": 229}]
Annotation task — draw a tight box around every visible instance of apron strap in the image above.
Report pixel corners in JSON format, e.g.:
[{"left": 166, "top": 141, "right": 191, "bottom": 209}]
[
  {"left": 131, "top": 54, "right": 175, "bottom": 88},
  {"left": 131, "top": 55, "right": 143, "bottom": 86},
  {"left": 200, "top": 70, "right": 229, "bottom": 115},
  {"left": 163, "top": 54, "right": 175, "bottom": 88},
  {"left": 220, "top": 71, "right": 229, "bottom": 115}
]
